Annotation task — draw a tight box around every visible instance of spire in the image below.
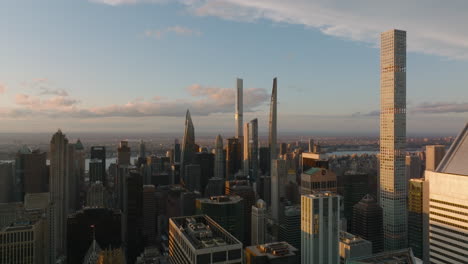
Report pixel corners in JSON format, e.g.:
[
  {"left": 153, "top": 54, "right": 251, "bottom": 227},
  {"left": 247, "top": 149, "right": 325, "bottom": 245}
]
[
  {"left": 235, "top": 78, "right": 243, "bottom": 138},
  {"left": 215, "top": 134, "right": 223, "bottom": 148},
  {"left": 269, "top": 77, "right": 278, "bottom": 162}
]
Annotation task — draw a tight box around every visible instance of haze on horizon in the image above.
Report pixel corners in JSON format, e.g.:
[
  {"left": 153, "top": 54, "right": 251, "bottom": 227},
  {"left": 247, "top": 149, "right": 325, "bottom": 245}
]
[{"left": 0, "top": 0, "right": 467, "bottom": 135}]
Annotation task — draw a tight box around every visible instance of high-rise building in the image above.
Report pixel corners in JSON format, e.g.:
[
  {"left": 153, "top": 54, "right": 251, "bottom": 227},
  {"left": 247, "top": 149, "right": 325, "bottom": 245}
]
[
  {"left": 124, "top": 170, "right": 144, "bottom": 263},
  {"left": 269, "top": 78, "right": 277, "bottom": 165},
  {"left": 339, "top": 231, "right": 372, "bottom": 264},
  {"left": 49, "top": 129, "right": 69, "bottom": 259},
  {"left": 248, "top": 118, "right": 259, "bottom": 183},
  {"left": 0, "top": 161, "right": 14, "bottom": 203},
  {"left": 278, "top": 205, "right": 301, "bottom": 257},
  {"left": 309, "top": 139, "right": 314, "bottom": 153},
  {"left": 173, "top": 138, "right": 181, "bottom": 163},
  {"left": 89, "top": 159, "right": 104, "bottom": 183},
  {"left": 405, "top": 155, "right": 422, "bottom": 180},
  {"left": 337, "top": 172, "right": 369, "bottom": 232},
  {"left": 214, "top": 135, "right": 225, "bottom": 180},
  {"left": 226, "top": 137, "right": 242, "bottom": 180},
  {"left": 271, "top": 159, "right": 287, "bottom": 222},
  {"left": 193, "top": 151, "right": 214, "bottom": 195},
  {"left": 15, "top": 147, "right": 48, "bottom": 198},
  {"left": 180, "top": 110, "right": 195, "bottom": 183},
  {"left": 379, "top": 29, "right": 407, "bottom": 250},
  {"left": 407, "top": 178, "right": 428, "bottom": 261},
  {"left": 280, "top": 142, "right": 288, "bottom": 156},
  {"left": 259, "top": 147, "right": 270, "bottom": 176},
  {"left": 142, "top": 185, "right": 156, "bottom": 245},
  {"left": 235, "top": 78, "right": 243, "bottom": 139},
  {"left": 346, "top": 248, "right": 419, "bottom": 263},
  {"left": 168, "top": 215, "right": 243, "bottom": 264},
  {"left": 245, "top": 242, "right": 299, "bottom": 264},
  {"left": 301, "top": 152, "right": 329, "bottom": 172},
  {"left": 196, "top": 195, "right": 245, "bottom": 243},
  {"left": 75, "top": 139, "right": 86, "bottom": 190},
  {"left": 243, "top": 122, "right": 250, "bottom": 177},
  {"left": 352, "top": 194, "right": 383, "bottom": 253},
  {"left": 67, "top": 143, "right": 81, "bottom": 211},
  {"left": 91, "top": 146, "right": 106, "bottom": 185},
  {"left": 184, "top": 164, "right": 202, "bottom": 193},
  {"left": 117, "top": 141, "right": 131, "bottom": 166},
  {"left": 251, "top": 199, "right": 267, "bottom": 246},
  {"left": 301, "top": 192, "right": 342, "bottom": 264},
  {"left": 301, "top": 167, "right": 337, "bottom": 195},
  {"left": 426, "top": 123, "right": 468, "bottom": 264},
  {"left": 205, "top": 177, "right": 224, "bottom": 197},
  {"left": 425, "top": 145, "right": 446, "bottom": 172},
  {"left": 139, "top": 140, "right": 146, "bottom": 159},
  {"left": 87, "top": 181, "right": 106, "bottom": 208}
]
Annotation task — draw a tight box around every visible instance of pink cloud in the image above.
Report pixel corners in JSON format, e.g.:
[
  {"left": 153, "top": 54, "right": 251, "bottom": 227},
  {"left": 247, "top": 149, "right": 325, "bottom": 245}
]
[{"left": 0, "top": 84, "right": 6, "bottom": 94}]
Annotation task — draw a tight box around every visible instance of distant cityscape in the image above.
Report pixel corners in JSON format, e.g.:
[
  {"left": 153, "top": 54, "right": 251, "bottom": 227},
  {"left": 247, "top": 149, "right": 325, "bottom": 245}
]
[{"left": 0, "top": 28, "right": 467, "bottom": 264}]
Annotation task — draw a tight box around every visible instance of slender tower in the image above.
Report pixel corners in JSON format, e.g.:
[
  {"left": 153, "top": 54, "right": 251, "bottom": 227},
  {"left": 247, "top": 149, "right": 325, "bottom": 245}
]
[
  {"left": 380, "top": 29, "right": 407, "bottom": 250},
  {"left": 214, "top": 135, "right": 224, "bottom": 179},
  {"left": 269, "top": 78, "right": 278, "bottom": 165},
  {"left": 249, "top": 118, "right": 259, "bottom": 183},
  {"left": 235, "top": 78, "right": 243, "bottom": 139},
  {"left": 180, "top": 109, "right": 195, "bottom": 183}
]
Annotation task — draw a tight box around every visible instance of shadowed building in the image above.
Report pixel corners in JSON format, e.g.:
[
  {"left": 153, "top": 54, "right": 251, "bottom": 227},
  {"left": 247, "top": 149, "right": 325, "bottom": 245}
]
[
  {"left": 91, "top": 146, "right": 107, "bottom": 185},
  {"left": 180, "top": 110, "right": 196, "bottom": 183},
  {"left": 352, "top": 194, "right": 383, "bottom": 253},
  {"left": 245, "top": 242, "right": 299, "bottom": 264},
  {"left": 226, "top": 137, "right": 242, "bottom": 180}
]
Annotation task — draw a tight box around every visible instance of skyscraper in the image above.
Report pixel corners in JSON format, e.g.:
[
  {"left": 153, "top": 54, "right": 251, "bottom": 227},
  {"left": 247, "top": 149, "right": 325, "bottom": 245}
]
[
  {"left": 50, "top": 129, "right": 69, "bottom": 259},
  {"left": 226, "top": 137, "right": 242, "bottom": 180},
  {"left": 248, "top": 118, "right": 259, "bottom": 183},
  {"left": 235, "top": 78, "right": 243, "bottom": 139},
  {"left": 173, "top": 138, "right": 181, "bottom": 163},
  {"left": 214, "top": 135, "right": 224, "bottom": 180},
  {"left": 407, "top": 178, "right": 428, "bottom": 261},
  {"left": 301, "top": 192, "right": 341, "bottom": 264},
  {"left": 180, "top": 109, "right": 195, "bottom": 183},
  {"left": 15, "top": 147, "right": 48, "bottom": 197},
  {"left": 269, "top": 78, "right": 277, "bottom": 165},
  {"left": 251, "top": 199, "right": 267, "bottom": 245},
  {"left": 352, "top": 194, "right": 384, "bottom": 253},
  {"left": 117, "top": 141, "right": 131, "bottom": 166},
  {"left": 139, "top": 140, "right": 146, "bottom": 159},
  {"left": 271, "top": 159, "right": 287, "bottom": 222},
  {"left": 91, "top": 146, "right": 106, "bottom": 185},
  {"left": 425, "top": 145, "right": 446, "bottom": 172},
  {"left": 142, "top": 185, "right": 156, "bottom": 245},
  {"left": 379, "top": 29, "right": 407, "bottom": 250}
]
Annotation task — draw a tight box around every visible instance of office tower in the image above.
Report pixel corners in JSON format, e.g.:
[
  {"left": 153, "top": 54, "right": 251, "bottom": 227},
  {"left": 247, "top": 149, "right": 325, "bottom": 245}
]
[
  {"left": 74, "top": 139, "right": 86, "bottom": 188},
  {"left": 205, "top": 177, "right": 224, "bottom": 197},
  {"left": 426, "top": 123, "right": 468, "bottom": 264},
  {"left": 347, "top": 248, "right": 418, "bottom": 263},
  {"left": 405, "top": 155, "right": 422, "bottom": 180},
  {"left": 309, "top": 139, "right": 314, "bottom": 153},
  {"left": 180, "top": 191, "right": 201, "bottom": 217},
  {"left": 124, "top": 170, "right": 144, "bottom": 263},
  {"left": 301, "top": 152, "right": 329, "bottom": 172},
  {"left": 259, "top": 147, "right": 270, "bottom": 176},
  {"left": 89, "top": 159, "right": 104, "bottom": 183},
  {"left": 225, "top": 178, "right": 255, "bottom": 245},
  {"left": 226, "top": 137, "right": 242, "bottom": 180},
  {"left": 184, "top": 164, "right": 202, "bottom": 192},
  {"left": 0, "top": 219, "right": 45, "bottom": 264},
  {"left": 15, "top": 147, "right": 48, "bottom": 197},
  {"left": 50, "top": 130, "right": 68, "bottom": 259},
  {"left": 425, "top": 145, "right": 446, "bottom": 172},
  {"left": 0, "top": 202, "right": 23, "bottom": 228},
  {"left": 193, "top": 151, "right": 215, "bottom": 195},
  {"left": 167, "top": 149, "right": 174, "bottom": 165},
  {"left": 259, "top": 175, "right": 271, "bottom": 205},
  {"left": 248, "top": 118, "right": 259, "bottom": 183},
  {"left": 269, "top": 78, "right": 277, "bottom": 164},
  {"left": 180, "top": 110, "right": 195, "bottom": 183},
  {"left": 339, "top": 231, "right": 372, "bottom": 264},
  {"left": 142, "top": 185, "right": 156, "bottom": 245},
  {"left": 196, "top": 195, "right": 245, "bottom": 243},
  {"left": 235, "top": 78, "right": 243, "bottom": 139},
  {"left": 117, "top": 141, "right": 131, "bottom": 166},
  {"left": 67, "top": 208, "right": 122, "bottom": 264},
  {"left": 301, "top": 192, "right": 341, "bottom": 264},
  {"left": 379, "top": 29, "right": 407, "bottom": 250},
  {"left": 67, "top": 143, "right": 81, "bottom": 211},
  {"left": 251, "top": 199, "right": 267, "bottom": 245},
  {"left": 86, "top": 181, "right": 106, "bottom": 208},
  {"left": 278, "top": 205, "right": 301, "bottom": 256},
  {"left": 407, "top": 178, "right": 428, "bottom": 261},
  {"left": 271, "top": 159, "right": 287, "bottom": 222},
  {"left": 301, "top": 167, "right": 337, "bottom": 195},
  {"left": 280, "top": 142, "right": 288, "bottom": 156},
  {"left": 168, "top": 215, "right": 243, "bottom": 264},
  {"left": 352, "top": 194, "right": 384, "bottom": 253},
  {"left": 139, "top": 140, "right": 146, "bottom": 159},
  {"left": 337, "top": 172, "right": 369, "bottom": 231},
  {"left": 136, "top": 247, "right": 168, "bottom": 264},
  {"left": 214, "top": 135, "right": 224, "bottom": 180},
  {"left": 173, "top": 139, "right": 181, "bottom": 163},
  {"left": 245, "top": 242, "right": 299, "bottom": 264},
  {"left": 243, "top": 122, "right": 250, "bottom": 176},
  {"left": 91, "top": 146, "right": 106, "bottom": 185},
  {"left": 0, "top": 161, "right": 14, "bottom": 203}
]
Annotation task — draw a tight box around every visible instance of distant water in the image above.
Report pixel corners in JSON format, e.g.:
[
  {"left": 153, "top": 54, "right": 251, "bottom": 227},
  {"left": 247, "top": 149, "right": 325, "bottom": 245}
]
[{"left": 328, "top": 150, "right": 379, "bottom": 156}]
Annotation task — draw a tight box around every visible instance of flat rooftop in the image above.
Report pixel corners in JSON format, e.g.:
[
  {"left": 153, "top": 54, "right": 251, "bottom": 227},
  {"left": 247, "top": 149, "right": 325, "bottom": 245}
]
[{"left": 246, "top": 242, "right": 298, "bottom": 259}]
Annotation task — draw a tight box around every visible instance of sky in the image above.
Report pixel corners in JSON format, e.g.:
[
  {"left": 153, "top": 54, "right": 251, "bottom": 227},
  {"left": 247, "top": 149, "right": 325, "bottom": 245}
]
[{"left": 0, "top": 0, "right": 467, "bottom": 136}]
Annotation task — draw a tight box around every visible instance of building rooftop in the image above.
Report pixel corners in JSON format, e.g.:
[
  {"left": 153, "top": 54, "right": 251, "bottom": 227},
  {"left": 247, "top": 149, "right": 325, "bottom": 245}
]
[
  {"left": 303, "top": 167, "right": 321, "bottom": 175},
  {"left": 436, "top": 122, "right": 468, "bottom": 176},
  {"left": 346, "top": 248, "right": 420, "bottom": 264},
  {"left": 246, "top": 242, "right": 298, "bottom": 259},
  {"left": 199, "top": 195, "right": 242, "bottom": 204},
  {"left": 303, "top": 191, "right": 338, "bottom": 198},
  {"left": 340, "top": 231, "right": 372, "bottom": 246},
  {"left": 24, "top": 192, "right": 50, "bottom": 210},
  {"left": 170, "top": 215, "right": 241, "bottom": 250}
]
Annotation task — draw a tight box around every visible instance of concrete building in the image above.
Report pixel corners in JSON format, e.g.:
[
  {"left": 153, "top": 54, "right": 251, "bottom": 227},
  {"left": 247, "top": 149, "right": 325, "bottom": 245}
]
[
  {"left": 426, "top": 123, "right": 468, "bottom": 264},
  {"left": 15, "top": 147, "right": 48, "bottom": 197},
  {"left": 225, "top": 178, "right": 255, "bottom": 245},
  {"left": 0, "top": 202, "right": 24, "bottom": 229},
  {"left": 24, "top": 192, "right": 52, "bottom": 264},
  {"left": 195, "top": 195, "right": 244, "bottom": 243},
  {"left": 337, "top": 172, "right": 369, "bottom": 232},
  {"left": 269, "top": 78, "right": 277, "bottom": 165},
  {"left": 352, "top": 194, "right": 383, "bottom": 254},
  {"left": 214, "top": 135, "right": 224, "bottom": 180},
  {"left": 226, "top": 137, "right": 242, "bottom": 180},
  {"left": 278, "top": 205, "right": 301, "bottom": 257},
  {"left": 271, "top": 159, "right": 287, "bottom": 222},
  {"left": 168, "top": 215, "right": 243, "bottom": 264},
  {"left": 90, "top": 146, "right": 106, "bottom": 185},
  {"left": 346, "top": 248, "right": 420, "bottom": 264},
  {"left": 117, "top": 141, "right": 131, "bottom": 166},
  {"left": 407, "top": 178, "right": 428, "bottom": 262},
  {"left": 301, "top": 152, "right": 329, "bottom": 172},
  {"left": 235, "top": 78, "right": 243, "bottom": 139},
  {"left": 0, "top": 161, "right": 15, "bottom": 203},
  {"left": 406, "top": 155, "right": 422, "bottom": 180},
  {"left": 245, "top": 242, "right": 299, "bottom": 264},
  {"left": 301, "top": 167, "right": 337, "bottom": 195},
  {"left": 86, "top": 181, "right": 106, "bottom": 208},
  {"left": 339, "top": 231, "right": 372, "bottom": 264},
  {"left": 142, "top": 185, "right": 156, "bottom": 245},
  {"left": 251, "top": 199, "right": 267, "bottom": 246},
  {"left": 425, "top": 145, "right": 446, "bottom": 172},
  {"left": 379, "top": 29, "right": 407, "bottom": 250},
  {"left": 301, "top": 192, "right": 342, "bottom": 264},
  {"left": 89, "top": 159, "right": 104, "bottom": 183}
]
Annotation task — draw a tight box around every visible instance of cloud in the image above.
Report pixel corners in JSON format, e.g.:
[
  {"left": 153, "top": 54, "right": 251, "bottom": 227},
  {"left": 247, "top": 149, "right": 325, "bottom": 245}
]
[
  {"left": 351, "top": 110, "right": 380, "bottom": 117},
  {"left": 412, "top": 102, "right": 468, "bottom": 114},
  {"left": 0, "top": 84, "right": 5, "bottom": 94},
  {"left": 93, "top": 0, "right": 468, "bottom": 60},
  {"left": 1, "top": 84, "right": 268, "bottom": 119},
  {"left": 39, "top": 87, "right": 69, "bottom": 96},
  {"left": 145, "top": 26, "right": 202, "bottom": 39}
]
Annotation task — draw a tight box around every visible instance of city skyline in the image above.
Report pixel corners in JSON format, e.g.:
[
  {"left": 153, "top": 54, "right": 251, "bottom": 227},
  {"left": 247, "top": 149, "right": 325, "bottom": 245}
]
[{"left": 0, "top": 1, "right": 468, "bottom": 135}]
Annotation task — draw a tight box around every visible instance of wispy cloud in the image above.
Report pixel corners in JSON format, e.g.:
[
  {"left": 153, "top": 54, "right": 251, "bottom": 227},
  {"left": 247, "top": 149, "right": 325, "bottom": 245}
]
[
  {"left": 0, "top": 84, "right": 6, "bottom": 94},
  {"left": 38, "top": 87, "right": 69, "bottom": 96},
  {"left": 412, "top": 102, "right": 468, "bottom": 114},
  {"left": 145, "top": 26, "right": 202, "bottom": 39},
  {"left": 92, "top": 0, "right": 468, "bottom": 60}
]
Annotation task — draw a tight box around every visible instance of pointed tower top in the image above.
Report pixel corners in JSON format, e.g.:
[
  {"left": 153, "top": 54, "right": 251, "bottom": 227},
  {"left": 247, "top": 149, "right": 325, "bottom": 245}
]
[
  {"left": 215, "top": 134, "right": 223, "bottom": 147},
  {"left": 186, "top": 109, "right": 192, "bottom": 120},
  {"left": 75, "top": 139, "right": 84, "bottom": 150}
]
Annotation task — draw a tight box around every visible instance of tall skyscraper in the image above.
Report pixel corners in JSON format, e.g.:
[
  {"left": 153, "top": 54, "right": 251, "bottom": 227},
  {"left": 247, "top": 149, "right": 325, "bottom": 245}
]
[
  {"left": 279, "top": 205, "right": 301, "bottom": 257},
  {"left": 15, "top": 147, "right": 48, "bottom": 197},
  {"left": 180, "top": 109, "right": 195, "bottom": 183},
  {"left": 407, "top": 178, "right": 428, "bottom": 261},
  {"left": 271, "top": 159, "right": 287, "bottom": 222},
  {"left": 139, "top": 140, "right": 146, "bottom": 159},
  {"left": 426, "top": 123, "right": 468, "bottom": 264},
  {"left": 214, "top": 135, "right": 224, "bottom": 180},
  {"left": 0, "top": 161, "right": 14, "bottom": 203},
  {"left": 117, "top": 141, "right": 131, "bottom": 166},
  {"left": 251, "top": 199, "right": 267, "bottom": 245},
  {"left": 379, "top": 29, "right": 407, "bottom": 250},
  {"left": 352, "top": 194, "right": 384, "bottom": 253},
  {"left": 248, "top": 118, "right": 259, "bottom": 183},
  {"left": 91, "top": 146, "right": 106, "bottom": 185},
  {"left": 425, "top": 145, "right": 446, "bottom": 172},
  {"left": 142, "top": 185, "right": 156, "bottom": 245},
  {"left": 226, "top": 137, "right": 242, "bottom": 180},
  {"left": 301, "top": 192, "right": 341, "bottom": 264},
  {"left": 173, "top": 138, "right": 181, "bottom": 163},
  {"left": 406, "top": 154, "right": 422, "bottom": 180},
  {"left": 235, "top": 78, "right": 243, "bottom": 139},
  {"left": 50, "top": 129, "right": 69, "bottom": 259},
  {"left": 269, "top": 78, "right": 277, "bottom": 165}
]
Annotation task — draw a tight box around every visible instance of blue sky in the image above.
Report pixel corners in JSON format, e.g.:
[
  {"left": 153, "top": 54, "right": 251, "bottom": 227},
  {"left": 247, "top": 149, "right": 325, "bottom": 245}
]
[{"left": 0, "top": 0, "right": 467, "bottom": 135}]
